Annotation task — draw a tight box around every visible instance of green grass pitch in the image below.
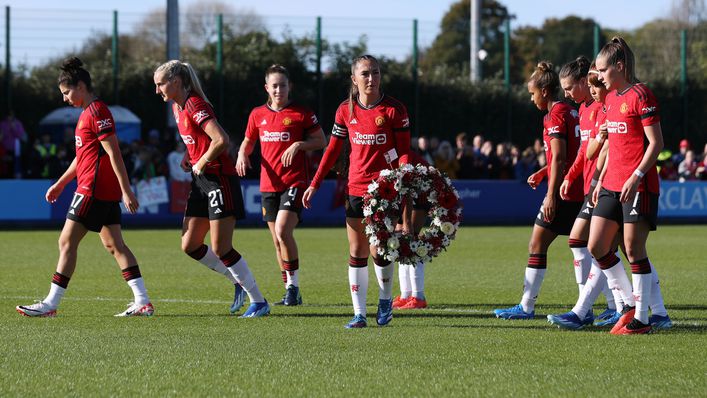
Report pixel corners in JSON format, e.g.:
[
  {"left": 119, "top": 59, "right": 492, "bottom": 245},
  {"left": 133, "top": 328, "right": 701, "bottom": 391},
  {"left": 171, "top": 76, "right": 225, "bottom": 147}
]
[{"left": 1, "top": 225, "right": 706, "bottom": 396}]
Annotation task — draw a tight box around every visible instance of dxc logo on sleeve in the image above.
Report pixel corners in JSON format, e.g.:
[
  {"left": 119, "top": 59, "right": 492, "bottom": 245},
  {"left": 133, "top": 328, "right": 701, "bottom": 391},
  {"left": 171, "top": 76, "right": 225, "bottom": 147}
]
[
  {"left": 96, "top": 119, "right": 113, "bottom": 130},
  {"left": 193, "top": 110, "right": 210, "bottom": 124}
]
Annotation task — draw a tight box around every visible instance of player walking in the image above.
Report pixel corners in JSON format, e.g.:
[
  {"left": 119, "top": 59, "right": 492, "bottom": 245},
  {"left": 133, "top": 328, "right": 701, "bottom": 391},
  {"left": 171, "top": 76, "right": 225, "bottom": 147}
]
[
  {"left": 17, "top": 57, "right": 153, "bottom": 317},
  {"left": 303, "top": 55, "right": 411, "bottom": 328},
  {"left": 154, "top": 60, "right": 268, "bottom": 317},
  {"left": 237, "top": 64, "right": 326, "bottom": 306}
]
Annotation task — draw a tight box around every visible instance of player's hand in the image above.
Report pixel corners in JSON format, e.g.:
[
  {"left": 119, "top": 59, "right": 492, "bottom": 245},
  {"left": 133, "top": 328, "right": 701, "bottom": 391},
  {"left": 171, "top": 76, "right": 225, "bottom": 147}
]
[
  {"left": 559, "top": 179, "right": 570, "bottom": 201},
  {"left": 542, "top": 194, "right": 556, "bottom": 223},
  {"left": 598, "top": 122, "right": 608, "bottom": 142},
  {"left": 45, "top": 183, "right": 64, "bottom": 204},
  {"left": 235, "top": 153, "right": 250, "bottom": 177},
  {"left": 180, "top": 153, "right": 192, "bottom": 172},
  {"left": 527, "top": 171, "right": 545, "bottom": 189},
  {"left": 591, "top": 180, "right": 602, "bottom": 206},
  {"left": 123, "top": 190, "right": 139, "bottom": 214},
  {"left": 281, "top": 142, "right": 301, "bottom": 168},
  {"left": 620, "top": 175, "right": 640, "bottom": 204},
  {"left": 302, "top": 186, "right": 317, "bottom": 209}
]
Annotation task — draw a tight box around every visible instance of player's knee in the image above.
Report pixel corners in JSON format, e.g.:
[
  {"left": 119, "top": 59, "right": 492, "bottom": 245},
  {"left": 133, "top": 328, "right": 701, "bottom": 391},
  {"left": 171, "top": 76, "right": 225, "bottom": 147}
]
[
  {"left": 210, "top": 243, "right": 231, "bottom": 258},
  {"left": 102, "top": 241, "right": 117, "bottom": 255},
  {"left": 274, "top": 227, "right": 293, "bottom": 245},
  {"left": 587, "top": 241, "right": 604, "bottom": 259},
  {"left": 57, "top": 237, "right": 74, "bottom": 254}
]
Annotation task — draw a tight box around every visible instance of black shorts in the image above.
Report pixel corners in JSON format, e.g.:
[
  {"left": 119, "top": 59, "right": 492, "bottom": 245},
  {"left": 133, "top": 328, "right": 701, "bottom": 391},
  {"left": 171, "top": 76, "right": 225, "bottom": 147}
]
[
  {"left": 576, "top": 194, "right": 595, "bottom": 221},
  {"left": 185, "top": 174, "right": 245, "bottom": 220},
  {"left": 534, "top": 198, "right": 583, "bottom": 236},
  {"left": 345, "top": 195, "right": 365, "bottom": 218},
  {"left": 261, "top": 187, "right": 304, "bottom": 222},
  {"left": 66, "top": 193, "right": 121, "bottom": 232},
  {"left": 593, "top": 188, "right": 658, "bottom": 230}
]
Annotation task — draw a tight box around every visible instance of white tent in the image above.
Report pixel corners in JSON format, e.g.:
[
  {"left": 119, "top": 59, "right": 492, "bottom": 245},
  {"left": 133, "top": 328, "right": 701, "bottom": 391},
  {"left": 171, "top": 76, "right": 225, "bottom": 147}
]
[{"left": 39, "top": 105, "right": 142, "bottom": 143}]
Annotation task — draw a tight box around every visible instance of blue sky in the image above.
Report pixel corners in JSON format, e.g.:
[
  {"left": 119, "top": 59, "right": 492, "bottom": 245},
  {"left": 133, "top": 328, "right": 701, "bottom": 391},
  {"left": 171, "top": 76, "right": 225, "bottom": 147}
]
[{"left": 2, "top": 0, "right": 674, "bottom": 68}]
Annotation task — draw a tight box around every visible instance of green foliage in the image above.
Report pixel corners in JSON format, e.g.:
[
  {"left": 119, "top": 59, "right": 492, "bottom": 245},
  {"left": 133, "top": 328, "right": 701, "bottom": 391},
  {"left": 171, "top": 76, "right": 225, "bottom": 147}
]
[{"left": 1, "top": 227, "right": 705, "bottom": 396}]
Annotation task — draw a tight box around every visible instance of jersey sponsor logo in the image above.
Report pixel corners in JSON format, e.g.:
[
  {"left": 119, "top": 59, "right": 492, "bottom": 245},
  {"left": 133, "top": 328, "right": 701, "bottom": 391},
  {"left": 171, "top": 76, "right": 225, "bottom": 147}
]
[
  {"left": 352, "top": 131, "right": 387, "bottom": 145},
  {"left": 97, "top": 118, "right": 113, "bottom": 130},
  {"left": 350, "top": 118, "right": 358, "bottom": 124},
  {"left": 641, "top": 106, "right": 656, "bottom": 114},
  {"left": 75, "top": 136, "right": 83, "bottom": 147},
  {"left": 547, "top": 126, "right": 560, "bottom": 134},
  {"left": 375, "top": 116, "right": 386, "bottom": 126},
  {"left": 180, "top": 134, "right": 195, "bottom": 145},
  {"left": 620, "top": 103, "right": 628, "bottom": 114},
  {"left": 261, "top": 130, "right": 291, "bottom": 142},
  {"left": 580, "top": 129, "right": 592, "bottom": 141},
  {"left": 570, "top": 109, "right": 579, "bottom": 118},
  {"left": 606, "top": 121, "right": 628, "bottom": 134},
  {"left": 311, "top": 114, "right": 318, "bottom": 124},
  {"left": 282, "top": 117, "right": 292, "bottom": 126},
  {"left": 193, "top": 110, "right": 210, "bottom": 124},
  {"left": 401, "top": 117, "right": 410, "bottom": 128}
]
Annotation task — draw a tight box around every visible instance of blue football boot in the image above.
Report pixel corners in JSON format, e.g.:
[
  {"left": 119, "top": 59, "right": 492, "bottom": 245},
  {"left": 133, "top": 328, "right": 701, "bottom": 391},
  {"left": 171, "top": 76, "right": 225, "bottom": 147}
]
[
  {"left": 649, "top": 314, "right": 673, "bottom": 330},
  {"left": 376, "top": 298, "right": 393, "bottom": 326},
  {"left": 229, "top": 284, "right": 247, "bottom": 314},
  {"left": 240, "top": 300, "right": 270, "bottom": 318},
  {"left": 345, "top": 314, "right": 368, "bottom": 329},
  {"left": 494, "top": 304, "right": 534, "bottom": 320}
]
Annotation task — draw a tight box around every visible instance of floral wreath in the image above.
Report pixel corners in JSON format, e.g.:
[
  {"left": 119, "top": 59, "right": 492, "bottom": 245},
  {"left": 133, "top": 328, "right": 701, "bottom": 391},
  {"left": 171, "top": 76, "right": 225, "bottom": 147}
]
[{"left": 363, "top": 163, "right": 462, "bottom": 264}]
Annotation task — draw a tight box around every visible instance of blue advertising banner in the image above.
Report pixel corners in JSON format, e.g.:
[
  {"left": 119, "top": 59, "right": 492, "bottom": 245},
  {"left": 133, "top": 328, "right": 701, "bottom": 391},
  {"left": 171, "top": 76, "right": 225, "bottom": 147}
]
[{"left": 1, "top": 179, "right": 706, "bottom": 226}]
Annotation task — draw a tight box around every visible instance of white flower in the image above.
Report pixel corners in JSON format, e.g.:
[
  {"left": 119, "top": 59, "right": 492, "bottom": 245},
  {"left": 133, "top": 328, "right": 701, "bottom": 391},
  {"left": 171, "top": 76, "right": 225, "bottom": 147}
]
[
  {"left": 432, "top": 217, "right": 443, "bottom": 227},
  {"left": 394, "top": 178, "right": 403, "bottom": 191},
  {"left": 365, "top": 225, "right": 376, "bottom": 235},
  {"left": 386, "top": 250, "right": 399, "bottom": 262},
  {"left": 379, "top": 199, "right": 389, "bottom": 209},
  {"left": 415, "top": 245, "right": 428, "bottom": 257},
  {"left": 428, "top": 191, "right": 437, "bottom": 203},
  {"left": 377, "top": 247, "right": 386, "bottom": 256},
  {"left": 368, "top": 181, "right": 379, "bottom": 193},
  {"left": 369, "top": 237, "right": 380, "bottom": 246},
  {"left": 435, "top": 208, "right": 448, "bottom": 217},
  {"left": 401, "top": 163, "right": 414, "bottom": 172},
  {"left": 387, "top": 236, "right": 400, "bottom": 250},
  {"left": 409, "top": 240, "right": 419, "bottom": 251},
  {"left": 369, "top": 198, "right": 377, "bottom": 207},
  {"left": 420, "top": 181, "right": 431, "bottom": 191},
  {"left": 440, "top": 222, "right": 455, "bottom": 235},
  {"left": 442, "top": 236, "right": 451, "bottom": 247},
  {"left": 380, "top": 169, "right": 393, "bottom": 177},
  {"left": 363, "top": 206, "right": 373, "bottom": 217},
  {"left": 384, "top": 217, "right": 394, "bottom": 232},
  {"left": 416, "top": 165, "right": 428, "bottom": 174}
]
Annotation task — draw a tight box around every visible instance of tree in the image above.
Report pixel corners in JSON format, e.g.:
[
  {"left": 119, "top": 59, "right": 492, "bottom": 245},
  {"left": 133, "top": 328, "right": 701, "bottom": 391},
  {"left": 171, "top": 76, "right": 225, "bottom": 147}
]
[{"left": 420, "top": 0, "right": 512, "bottom": 83}]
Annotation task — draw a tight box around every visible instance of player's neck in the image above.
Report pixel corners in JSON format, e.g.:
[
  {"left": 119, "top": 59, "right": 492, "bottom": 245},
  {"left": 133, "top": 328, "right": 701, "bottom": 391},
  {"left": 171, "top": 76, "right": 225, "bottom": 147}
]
[
  {"left": 546, "top": 99, "right": 560, "bottom": 112},
  {"left": 269, "top": 99, "right": 290, "bottom": 111},
  {"left": 80, "top": 94, "right": 97, "bottom": 109},
  {"left": 358, "top": 92, "right": 382, "bottom": 108},
  {"left": 174, "top": 89, "right": 190, "bottom": 110}
]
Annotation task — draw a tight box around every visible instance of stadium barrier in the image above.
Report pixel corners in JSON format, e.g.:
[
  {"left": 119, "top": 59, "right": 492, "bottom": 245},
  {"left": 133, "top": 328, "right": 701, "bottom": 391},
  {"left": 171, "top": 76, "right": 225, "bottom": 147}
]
[{"left": 1, "top": 179, "right": 706, "bottom": 227}]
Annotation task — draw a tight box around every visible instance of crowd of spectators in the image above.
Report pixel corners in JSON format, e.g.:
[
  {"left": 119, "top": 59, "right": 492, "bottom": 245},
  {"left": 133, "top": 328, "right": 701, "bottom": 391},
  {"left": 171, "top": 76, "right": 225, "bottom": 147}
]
[{"left": 2, "top": 111, "right": 706, "bottom": 184}]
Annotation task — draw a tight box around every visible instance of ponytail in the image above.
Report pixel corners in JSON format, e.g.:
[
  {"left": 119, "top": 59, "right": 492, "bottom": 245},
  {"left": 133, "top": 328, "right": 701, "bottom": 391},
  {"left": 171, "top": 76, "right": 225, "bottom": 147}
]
[
  {"left": 559, "top": 56, "right": 590, "bottom": 82},
  {"left": 154, "top": 60, "right": 212, "bottom": 106},
  {"left": 598, "top": 36, "right": 638, "bottom": 84},
  {"left": 348, "top": 54, "right": 380, "bottom": 114},
  {"left": 528, "top": 61, "right": 559, "bottom": 98},
  {"left": 58, "top": 56, "right": 92, "bottom": 91}
]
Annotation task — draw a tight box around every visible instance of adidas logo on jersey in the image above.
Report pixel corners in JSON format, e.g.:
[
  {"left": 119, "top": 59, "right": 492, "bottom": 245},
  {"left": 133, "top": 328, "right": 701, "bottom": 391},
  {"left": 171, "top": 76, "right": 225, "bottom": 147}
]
[
  {"left": 350, "top": 118, "right": 358, "bottom": 124},
  {"left": 630, "top": 209, "right": 638, "bottom": 216},
  {"left": 261, "top": 119, "right": 267, "bottom": 125}
]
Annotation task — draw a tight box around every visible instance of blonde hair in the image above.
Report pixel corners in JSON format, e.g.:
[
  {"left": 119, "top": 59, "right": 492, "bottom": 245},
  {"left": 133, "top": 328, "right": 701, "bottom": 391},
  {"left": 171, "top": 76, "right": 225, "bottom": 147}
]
[
  {"left": 155, "top": 60, "right": 212, "bottom": 106},
  {"left": 598, "top": 36, "right": 638, "bottom": 84},
  {"left": 528, "top": 61, "right": 559, "bottom": 98},
  {"left": 348, "top": 55, "right": 380, "bottom": 114}
]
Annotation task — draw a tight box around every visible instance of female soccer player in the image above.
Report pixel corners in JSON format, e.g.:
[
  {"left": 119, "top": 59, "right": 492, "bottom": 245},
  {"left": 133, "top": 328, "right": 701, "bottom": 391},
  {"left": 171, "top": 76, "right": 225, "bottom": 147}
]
[
  {"left": 546, "top": 59, "right": 621, "bottom": 329},
  {"left": 302, "top": 55, "right": 411, "bottom": 328},
  {"left": 493, "top": 61, "right": 583, "bottom": 320},
  {"left": 589, "top": 37, "right": 668, "bottom": 334},
  {"left": 154, "top": 60, "right": 268, "bottom": 317},
  {"left": 236, "top": 64, "right": 326, "bottom": 306},
  {"left": 16, "top": 57, "right": 153, "bottom": 317}
]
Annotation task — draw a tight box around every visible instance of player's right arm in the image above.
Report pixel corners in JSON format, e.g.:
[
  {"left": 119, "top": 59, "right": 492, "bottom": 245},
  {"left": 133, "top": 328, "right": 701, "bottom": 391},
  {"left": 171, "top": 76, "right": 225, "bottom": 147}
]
[
  {"left": 527, "top": 165, "right": 547, "bottom": 189},
  {"left": 46, "top": 157, "right": 77, "bottom": 203},
  {"left": 591, "top": 143, "right": 610, "bottom": 206},
  {"left": 236, "top": 137, "right": 256, "bottom": 177},
  {"left": 560, "top": 144, "right": 585, "bottom": 200}
]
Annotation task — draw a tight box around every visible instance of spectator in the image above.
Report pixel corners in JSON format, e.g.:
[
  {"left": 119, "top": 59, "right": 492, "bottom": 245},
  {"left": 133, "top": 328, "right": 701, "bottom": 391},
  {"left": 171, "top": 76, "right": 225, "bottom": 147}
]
[
  {"left": 30, "top": 133, "right": 59, "bottom": 179},
  {"left": 672, "top": 139, "right": 690, "bottom": 166},
  {"left": 480, "top": 140, "right": 495, "bottom": 178},
  {"left": 678, "top": 150, "right": 698, "bottom": 181},
  {"left": 0, "top": 111, "right": 28, "bottom": 178},
  {"left": 167, "top": 141, "right": 191, "bottom": 182},
  {"left": 495, "top": 142, "right": 514, "bottom": 179},
  {"left": 515, "top": 146, "right": 539, "bottom": 181},
  {"left": 417, "top": 135, "right": 434, "bottom": 165},
  {"left": 455, "top": 132, "right": 474, "bottom": 179},
  {"left": 434, "top": 140, "right": 459, "bottom": 179},
  {"left": 472, "top": 134, "right": 484, "bottom": 156},
  {"left": 697, "top": 152, "right": 707, "bottom": 180}
]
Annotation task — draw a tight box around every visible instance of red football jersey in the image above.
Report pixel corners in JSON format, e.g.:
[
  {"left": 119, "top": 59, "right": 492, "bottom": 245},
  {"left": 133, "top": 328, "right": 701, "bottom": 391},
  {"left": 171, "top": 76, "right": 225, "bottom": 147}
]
[
  {"left": 543, "top": 101, "right": 583, "bottom": 202},
  {"left": 312, "top": 95, "right": 411, "bottom": 197},
  {"left": 566, "top": 100, "right": 605, "bottom": 195},
  {"left": 74, "top": 100, "right": 121, "bottom": 201},
  {"left": 603, "top": 83, "right": 660, "bottom": 194},
  {"left": 245, "top": 103, "right": 320, "bottom": 192},
  {"left": 174, "top": 93, "right": 235, "bottom": 176}
]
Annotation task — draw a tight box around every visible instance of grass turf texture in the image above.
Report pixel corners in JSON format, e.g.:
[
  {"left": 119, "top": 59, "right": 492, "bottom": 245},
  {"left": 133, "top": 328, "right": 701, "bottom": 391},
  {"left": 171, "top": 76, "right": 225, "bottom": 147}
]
[{"left": 1, "top": 226, "right": 706, "bottom": 396}]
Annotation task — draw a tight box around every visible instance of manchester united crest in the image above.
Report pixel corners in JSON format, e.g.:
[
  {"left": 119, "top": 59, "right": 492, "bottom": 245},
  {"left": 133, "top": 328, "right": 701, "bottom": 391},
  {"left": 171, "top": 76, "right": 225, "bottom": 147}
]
[
  {"left": 620, "top": 103, "right": 628, "bottom": 114},
  {"left": 282, "top": 117, "right": 292, "bottom": 126},
  {"left": 375, "top": 116, "right": 385, "bottom": 126}
]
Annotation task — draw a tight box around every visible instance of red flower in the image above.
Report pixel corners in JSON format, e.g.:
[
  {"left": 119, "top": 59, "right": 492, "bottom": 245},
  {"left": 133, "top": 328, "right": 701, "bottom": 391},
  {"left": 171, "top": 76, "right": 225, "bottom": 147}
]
[
  {"left": 400, "top": 242, "right": 413, "bottom": 257},
  {"left": 378, "top": 180, "right": 397, "bottom": 201},
  {"left": 376, "top": 230, "right": 390, "bottom": 241},
  {"left": 438, "top": 190, "right": 458, "bottom": 209},
  {"left": 373, "top": 211, "right": 386, "bottom": 222}
]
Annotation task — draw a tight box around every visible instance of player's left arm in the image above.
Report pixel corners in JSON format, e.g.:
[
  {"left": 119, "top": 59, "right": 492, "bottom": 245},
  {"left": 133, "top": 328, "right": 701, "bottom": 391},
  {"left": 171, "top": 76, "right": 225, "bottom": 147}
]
[
  {"left": 101, "top": 134, "right": 139, "bottom": 213},
  {"left": 193, "top": 119, "right": 229, "bottom": 175},
  {"left": 281, "top": 126, "right": 326, "bottom": 168}
]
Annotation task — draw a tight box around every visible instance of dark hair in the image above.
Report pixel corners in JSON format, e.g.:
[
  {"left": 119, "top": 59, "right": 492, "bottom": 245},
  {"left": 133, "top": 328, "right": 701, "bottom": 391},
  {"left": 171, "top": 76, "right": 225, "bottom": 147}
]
[
  {"left": 58, "top": 57, "right": 92, "bottom": 91},
  {"left": 598, "top": 36, "right": 638, "bottom": 84},
  {"left": 528, "top": 61, "right": 559, "bottom": 98},
  {"left": 559, "top": 56, "right": 590, "bottom": 82},
  {"left": 154, "top": 60, "right": 212, "bottom": 106},
  {"left": 264, "top": 64, "right": 290, "bottom": 106},
  {"left": 348, "top": 54, "right": 380, "bottom": 114}
]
